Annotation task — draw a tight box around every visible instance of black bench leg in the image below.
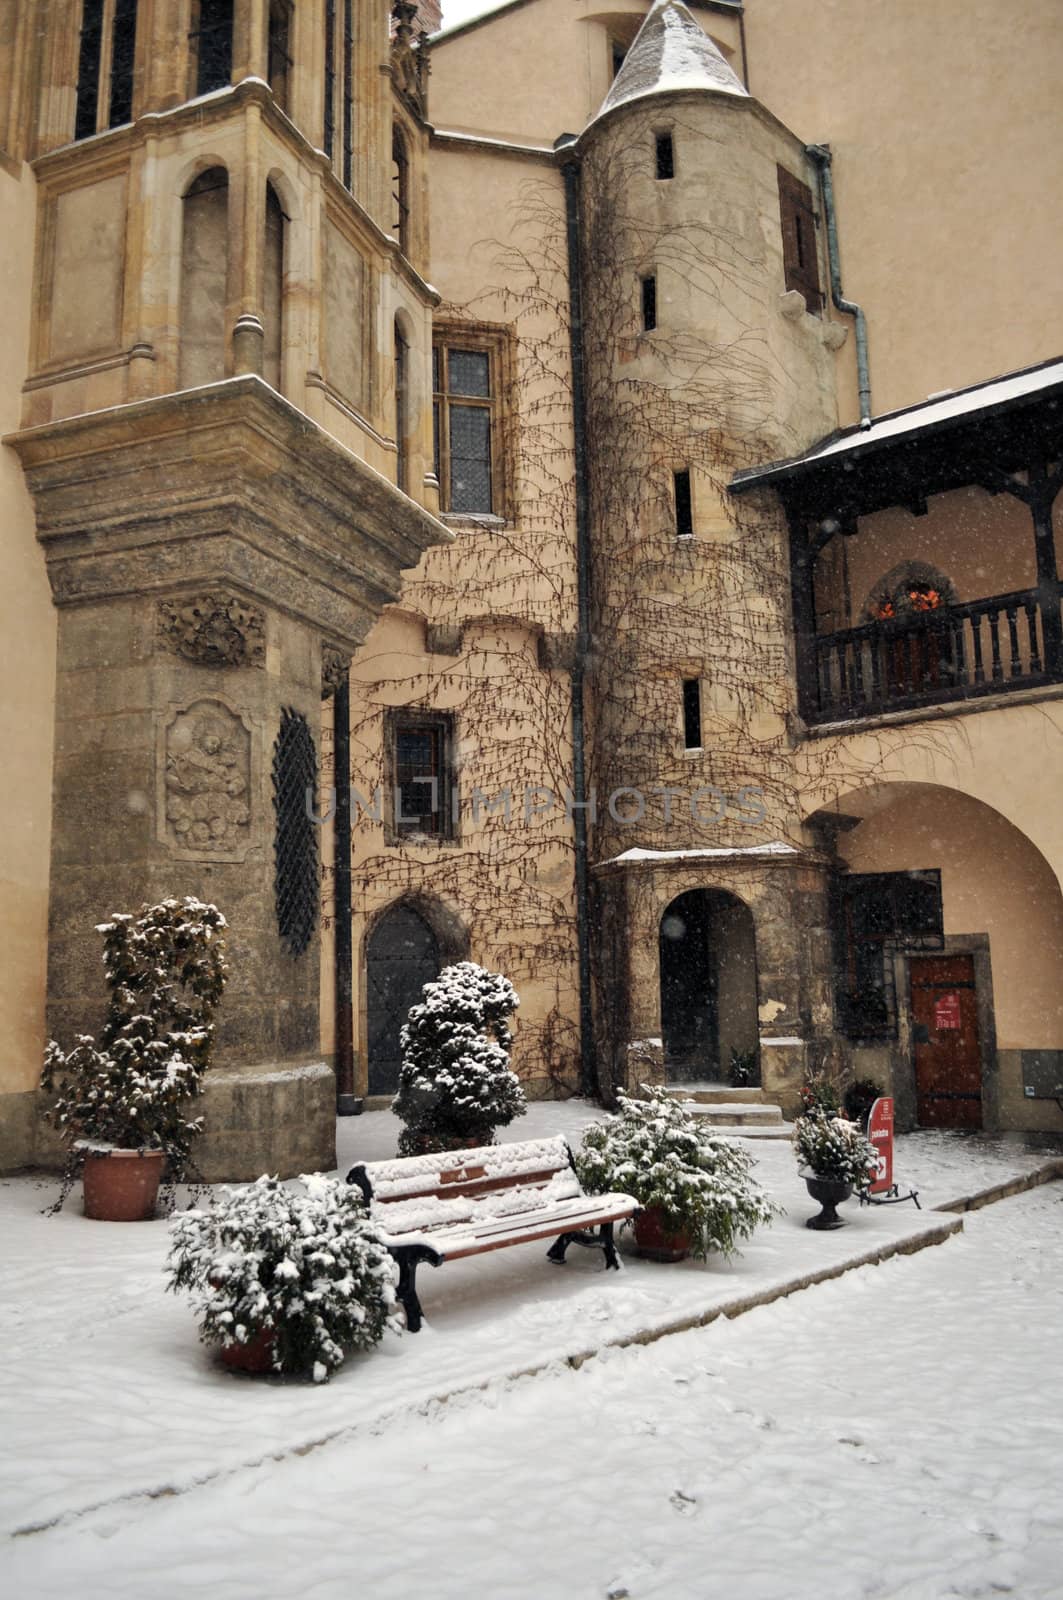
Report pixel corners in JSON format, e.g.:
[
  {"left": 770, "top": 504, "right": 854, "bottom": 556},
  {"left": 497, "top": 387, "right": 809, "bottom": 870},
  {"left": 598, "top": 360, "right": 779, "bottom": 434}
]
[
  {"left": 395, "top": 1249, "right": 425, "bottom": 1333},
  {"left": 600, "top": 1221, "right": 619, "bottom": 1271},
  {"left": 547, "top": 1231, "right": 577, "bottom": 1265}
]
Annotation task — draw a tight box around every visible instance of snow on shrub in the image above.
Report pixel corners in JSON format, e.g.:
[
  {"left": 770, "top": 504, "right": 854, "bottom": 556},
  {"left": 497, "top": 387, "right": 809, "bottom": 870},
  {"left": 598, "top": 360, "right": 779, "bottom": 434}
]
[
  {"left": 575, "top": 1091, "right": 779, "bottom": 1260},
  {"left": 392, "top": 961, "right": 525, "bottom": 1155},
  {"left": 166, "top": 1175, "right": 400, "bottom": 1382},
  {"left": 41, "top": 897, "right": 227, "bottom": 1170},
  {"left": 793, "top": 1111, "right": 877, "bottom": 1187}
]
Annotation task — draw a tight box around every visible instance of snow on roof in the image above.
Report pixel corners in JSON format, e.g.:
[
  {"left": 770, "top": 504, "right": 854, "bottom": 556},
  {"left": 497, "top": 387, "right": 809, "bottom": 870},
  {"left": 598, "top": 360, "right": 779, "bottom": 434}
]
[
  {"left": 598, "top": 842, "right": 800, "bottom": 868},
  {"left": 732, "top": 356, "right": 1063, "bottom": 489},
  {"left": 593, "top": 0, "right": 747, "bottom": 124}
]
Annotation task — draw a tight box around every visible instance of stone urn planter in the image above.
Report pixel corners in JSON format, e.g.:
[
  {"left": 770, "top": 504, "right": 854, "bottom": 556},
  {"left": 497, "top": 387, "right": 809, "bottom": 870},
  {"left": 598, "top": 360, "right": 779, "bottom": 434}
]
[
  {"left": 803, "top": 1174, "right": 853, "bottom": 1231},
  {"left": 82, "top": 1148, "right": 166, "bottom": 1221},
  {"left": 631, "top": 1205, "right": 693, "bottom": 1262}
]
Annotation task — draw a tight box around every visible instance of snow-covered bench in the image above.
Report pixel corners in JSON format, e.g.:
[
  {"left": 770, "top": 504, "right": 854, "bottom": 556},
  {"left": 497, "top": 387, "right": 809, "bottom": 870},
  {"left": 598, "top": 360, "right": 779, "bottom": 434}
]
[{"left": 346, "top": 1134, "right": 639, "bottom": 1332}]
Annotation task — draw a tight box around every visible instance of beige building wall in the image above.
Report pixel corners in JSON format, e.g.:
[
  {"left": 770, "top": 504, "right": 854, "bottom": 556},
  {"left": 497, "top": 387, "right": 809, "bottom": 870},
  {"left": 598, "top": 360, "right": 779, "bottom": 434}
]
[
  {"left": 0, "top": 158, "right": 56, "bottom": 1168},
  {"left": 744, "top": 0, "right": 1063, "bottom": 420}
]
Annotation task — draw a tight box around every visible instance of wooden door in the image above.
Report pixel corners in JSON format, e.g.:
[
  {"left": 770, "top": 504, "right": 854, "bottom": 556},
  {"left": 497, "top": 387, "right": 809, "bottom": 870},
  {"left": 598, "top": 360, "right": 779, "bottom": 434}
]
[
  {"left": 909, "top": 954, "right": 982, "bottom": 1128},
  {"left": 366, "top": 905, "right": 440, "bottom": 1096}
]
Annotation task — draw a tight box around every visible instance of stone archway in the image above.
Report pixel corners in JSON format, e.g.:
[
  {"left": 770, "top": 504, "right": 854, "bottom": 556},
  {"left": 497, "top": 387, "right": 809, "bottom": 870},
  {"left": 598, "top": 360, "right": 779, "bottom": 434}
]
[
  {"left": 365, "top": 903, "right": 441, "bottom": 1096},
  {"left": 659, "top": 888, "right": 759, "bottom": 1084}
]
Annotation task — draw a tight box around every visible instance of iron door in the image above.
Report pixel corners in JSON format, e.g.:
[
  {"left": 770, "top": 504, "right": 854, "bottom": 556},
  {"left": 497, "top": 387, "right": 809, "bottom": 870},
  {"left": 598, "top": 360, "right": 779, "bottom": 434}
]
[
  {"left": 910, "top": 953, "right": 982, "bottom": 1129},
  {"left": 366, "top": 905, "right": 440, "bottom": 1096}
]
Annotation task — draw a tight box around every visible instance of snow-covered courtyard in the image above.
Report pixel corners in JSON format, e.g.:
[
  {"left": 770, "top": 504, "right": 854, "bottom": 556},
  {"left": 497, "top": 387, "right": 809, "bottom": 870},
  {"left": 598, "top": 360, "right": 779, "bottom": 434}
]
[{"left": 2, "top": 1104, "right": 1061, "bottom": 1598}]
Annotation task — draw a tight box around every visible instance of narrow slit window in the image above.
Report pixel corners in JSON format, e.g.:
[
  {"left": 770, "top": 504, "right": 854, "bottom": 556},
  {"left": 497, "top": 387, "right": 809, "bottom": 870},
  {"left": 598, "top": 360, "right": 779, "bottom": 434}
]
[
  {"left": 655, "top": 132, "right": 674, "bottom": 180},
  {"left": 683, "top": 678, "right": 702, "bottom": 749},
  {"left": 394, "top": 321, "right": 409, "bottom": 493},
  {"left": 674, "top": 468, "right": 693, "bottom": 537},
  {"left": 641, "top": 274, "right": 657, "bottom": 332},
  {"left": 268, "top": 0, "right": 293, "bottom": 113},
  {"left": 191, "top": 0, "right": 233, "bottom": 97}
]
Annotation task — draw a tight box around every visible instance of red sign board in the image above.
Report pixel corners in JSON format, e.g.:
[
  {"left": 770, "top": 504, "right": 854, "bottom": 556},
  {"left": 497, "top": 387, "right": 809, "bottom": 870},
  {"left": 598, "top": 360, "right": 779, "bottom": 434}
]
[
  {"left": 866, "top": 1097, "right": 894, "bottom": 1194},
  {"left": 934, "top": 992, "right": 962, "bottom": 1031}
]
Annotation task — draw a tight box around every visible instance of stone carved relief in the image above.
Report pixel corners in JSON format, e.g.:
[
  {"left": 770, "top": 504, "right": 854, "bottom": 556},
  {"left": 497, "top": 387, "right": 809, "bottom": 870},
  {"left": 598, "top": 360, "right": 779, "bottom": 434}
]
[
  {"left": 157, "top": 592, "right": 266, "bottom": 667},
  {"left": 321, "top": 646, "right": 352, "bottom": 699},
  {"left": 162, "top": 699, "right": 252, "bottom": 858},
  {"left": 391, "top": 2, "right": 430, "bottom": 118}
]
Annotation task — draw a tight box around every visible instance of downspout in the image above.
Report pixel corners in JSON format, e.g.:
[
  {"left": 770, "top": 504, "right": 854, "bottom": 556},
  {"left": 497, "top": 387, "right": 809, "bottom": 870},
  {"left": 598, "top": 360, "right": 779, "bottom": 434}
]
[
  {"left": 332, "top": 673, "right": 358, "bottom": 1115},
  {"left": 555, "top": 133, "right": 598, "bottom": 1100},
  {"left": 805, "top": 143, "right": 872, "bottom": 428}
]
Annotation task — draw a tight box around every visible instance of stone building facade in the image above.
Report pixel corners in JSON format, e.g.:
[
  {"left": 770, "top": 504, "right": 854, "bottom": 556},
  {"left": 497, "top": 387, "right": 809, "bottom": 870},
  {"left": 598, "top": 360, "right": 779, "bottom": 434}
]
[{"left": 2, "top": 0, "right": 1062, "bottom": 1175}]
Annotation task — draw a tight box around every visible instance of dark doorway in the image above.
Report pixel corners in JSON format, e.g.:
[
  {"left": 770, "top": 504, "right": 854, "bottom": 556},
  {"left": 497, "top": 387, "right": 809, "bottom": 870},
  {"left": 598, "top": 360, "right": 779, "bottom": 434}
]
[
  {"left": 659, "top": 889, "right": 758, "bottom": 1083},
  {"left": 366, "top": 904, "right": 440, "bottom": 1095},
  {"left": 910, "top": 953, "right": 983, "bottom": 1128}
]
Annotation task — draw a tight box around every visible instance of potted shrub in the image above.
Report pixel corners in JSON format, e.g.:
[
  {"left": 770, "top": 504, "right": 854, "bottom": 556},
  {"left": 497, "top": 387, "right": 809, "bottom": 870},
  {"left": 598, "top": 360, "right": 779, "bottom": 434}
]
[
  {"left": 793, "top": 1111, "right": 877, "bottom": 1230},
  {"left": 728, "top": 1046, "right": 758, "bottom": 1088},
  {"left": 41, "top": 897, "right": 226, "bottom": 1220},
  {"left": 843, "top": 1077, "right": 884, "bottom": 1130},
  {"left": 166, "top": 1174, "right": 400, "bottom": 1381},
  {"left": 575, "top": 1091, "right": 779, "bottom": 1263},
  {"left": 392, "top": 961, "right": 526, "bottom": 1156}
]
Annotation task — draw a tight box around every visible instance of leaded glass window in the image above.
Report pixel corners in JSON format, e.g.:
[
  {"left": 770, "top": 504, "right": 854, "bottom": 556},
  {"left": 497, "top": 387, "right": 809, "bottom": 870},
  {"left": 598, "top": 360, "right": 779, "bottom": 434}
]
[{"left": 432, "top": 338, "right": 497, "bottom": 515}]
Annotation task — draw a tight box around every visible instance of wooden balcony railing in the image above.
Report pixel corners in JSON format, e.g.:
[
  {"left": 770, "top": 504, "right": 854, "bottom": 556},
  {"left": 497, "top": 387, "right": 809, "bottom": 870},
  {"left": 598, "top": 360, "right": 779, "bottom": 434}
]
[{"left": 810, "top": 585, "right": 1063, "bottom": 723}]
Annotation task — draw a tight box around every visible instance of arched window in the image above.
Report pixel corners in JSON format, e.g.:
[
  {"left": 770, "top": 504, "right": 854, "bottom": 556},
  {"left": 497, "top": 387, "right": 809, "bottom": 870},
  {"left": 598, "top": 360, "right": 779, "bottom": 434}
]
[
  {"left": 75, "top": 0, "right": 138, "bottom": 139},
  {"left": 392, "top": 126, "right": 410, "bottom": 256},
  {"left": 394, "top": 320, "right": 409, "bottom": 492},
  {"left": 263, "top": 183, "right": 287, "bottom": 391},
  {"left": 179, "top": 168, "right": 229, "bottom": 389}
]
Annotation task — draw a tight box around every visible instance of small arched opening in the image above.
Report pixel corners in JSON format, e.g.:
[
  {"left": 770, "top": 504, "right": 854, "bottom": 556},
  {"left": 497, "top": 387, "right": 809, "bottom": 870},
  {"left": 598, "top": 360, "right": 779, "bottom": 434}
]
[
  {"left": 659, "top": 888, "right": 759, "bottom": 1084},
  {"left": 179, "top": 165, "right": 229, "bottom": 388}
]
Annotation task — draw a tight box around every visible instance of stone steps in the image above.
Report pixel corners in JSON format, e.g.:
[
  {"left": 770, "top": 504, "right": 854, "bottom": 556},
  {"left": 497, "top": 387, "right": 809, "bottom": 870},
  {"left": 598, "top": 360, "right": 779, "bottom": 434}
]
[{"left": 659, "top": 1082, "right": 792, "bottom": 1139}]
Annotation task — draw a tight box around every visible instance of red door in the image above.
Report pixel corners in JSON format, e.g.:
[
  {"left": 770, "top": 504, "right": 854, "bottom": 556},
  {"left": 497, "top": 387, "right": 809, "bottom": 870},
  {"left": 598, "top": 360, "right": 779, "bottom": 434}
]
[{"left": 909, "top": 954, "right": 982, "bottom": 1128}]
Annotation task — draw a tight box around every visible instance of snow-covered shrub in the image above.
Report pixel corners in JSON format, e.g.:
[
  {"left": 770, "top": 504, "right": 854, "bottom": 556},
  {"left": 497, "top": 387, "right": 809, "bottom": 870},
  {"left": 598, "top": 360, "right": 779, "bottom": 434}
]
[
  {"left": 166, "top": 1174, "right": 400, "bottom": 1382},
  {"left": 794, "top": 1112, "right": 877, "bottom": 1187},
  {"left": 392, "top": 961, "right": 525, "bottom": 1156},
  {"left": 41, "top": 897, "right": 227, "bottom": 1169},
  {"left": 575, "top": 1092, "right": 779, "bottom": 1261}
]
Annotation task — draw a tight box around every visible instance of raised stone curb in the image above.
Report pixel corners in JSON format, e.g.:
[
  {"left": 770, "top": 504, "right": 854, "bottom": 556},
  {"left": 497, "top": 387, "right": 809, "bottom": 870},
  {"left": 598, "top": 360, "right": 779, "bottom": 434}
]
[{"left": 933, "top": 1158, "right": 1063, "bottom": 1214}]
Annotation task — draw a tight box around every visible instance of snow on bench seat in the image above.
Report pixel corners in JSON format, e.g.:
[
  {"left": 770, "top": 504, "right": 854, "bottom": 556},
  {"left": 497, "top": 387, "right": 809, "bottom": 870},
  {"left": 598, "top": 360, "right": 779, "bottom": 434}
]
[{"left": 346, "top": 1134, "right": 639, "bottom": 1330}]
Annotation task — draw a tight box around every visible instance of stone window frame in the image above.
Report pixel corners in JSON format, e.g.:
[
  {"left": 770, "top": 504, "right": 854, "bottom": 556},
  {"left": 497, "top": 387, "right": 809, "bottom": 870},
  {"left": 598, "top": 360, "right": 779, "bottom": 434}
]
[{"left": 432, "top": 321, "right": 517, "bottom": 523}]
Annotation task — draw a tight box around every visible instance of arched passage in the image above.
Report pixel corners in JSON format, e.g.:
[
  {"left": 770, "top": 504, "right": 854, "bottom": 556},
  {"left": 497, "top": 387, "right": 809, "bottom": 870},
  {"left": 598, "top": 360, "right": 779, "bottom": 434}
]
[
  {"left": 659, "top": 888, "right": 758, "bottom": 1084},
  {"left": 365, "top": 902, "right": 441, "bottom": 1096},
  {"left": 815, "top": 780, "right": 1063, "bottom": 1133}
]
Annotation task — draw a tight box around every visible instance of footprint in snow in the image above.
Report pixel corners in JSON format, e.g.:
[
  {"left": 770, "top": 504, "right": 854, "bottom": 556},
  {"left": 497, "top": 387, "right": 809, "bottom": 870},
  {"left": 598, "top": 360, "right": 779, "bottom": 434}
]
[{"left": 670, "top": 1490, "right": 698, "bottom": 1515}]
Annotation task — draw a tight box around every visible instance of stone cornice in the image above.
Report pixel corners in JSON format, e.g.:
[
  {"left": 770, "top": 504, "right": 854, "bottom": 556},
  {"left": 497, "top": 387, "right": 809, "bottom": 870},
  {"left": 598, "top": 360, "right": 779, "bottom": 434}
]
[{"left": 6, "top": 377, "right": 452, "bottom": 645}]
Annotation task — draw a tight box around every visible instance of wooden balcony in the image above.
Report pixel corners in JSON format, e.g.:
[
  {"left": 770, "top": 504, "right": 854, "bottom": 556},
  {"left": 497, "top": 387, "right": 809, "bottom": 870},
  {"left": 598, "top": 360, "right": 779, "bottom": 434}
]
[{"left": 810, "top": 584, "right": 1063, "bottom": 724}]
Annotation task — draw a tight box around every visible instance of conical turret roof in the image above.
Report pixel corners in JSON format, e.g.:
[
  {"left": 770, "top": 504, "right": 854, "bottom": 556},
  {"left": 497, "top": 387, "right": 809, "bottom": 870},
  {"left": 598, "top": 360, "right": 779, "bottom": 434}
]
[{"left": 595, "top": 0, "right": 748, "bottom": 122}]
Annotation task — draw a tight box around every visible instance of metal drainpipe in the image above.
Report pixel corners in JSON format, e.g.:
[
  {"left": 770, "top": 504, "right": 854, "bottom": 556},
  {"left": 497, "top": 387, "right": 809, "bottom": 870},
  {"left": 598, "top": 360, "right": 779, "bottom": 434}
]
[
  {"left": 332, "top": 674, "right": 358, "bottom": 1115},
  {"left": 805, "top": 143, "right": 872, "bottom": 428},
  {"left": 556, "top": 133, "right": 598, "bottom": 1101}
]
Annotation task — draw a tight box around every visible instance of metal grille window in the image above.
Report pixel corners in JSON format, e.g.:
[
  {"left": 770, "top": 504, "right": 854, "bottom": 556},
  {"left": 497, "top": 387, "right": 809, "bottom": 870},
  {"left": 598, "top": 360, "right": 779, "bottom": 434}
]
[
  {"left": 833, "top": 869, "right": 944, "bottom": 1039},
  {"left": 191, "top": 0, "right": 233, "bottom": 98},
  {"left": 391, "top": 714, "right": 454, "bottom": 838},
  {"left": 75, "top": 0, "right": 138, "bottom": 139},
  {"left": 433, "top": 339, "right": 498, "bottom": 515},
  {"left": 272, "top": 709, "right": 319, "bottom": 957}
]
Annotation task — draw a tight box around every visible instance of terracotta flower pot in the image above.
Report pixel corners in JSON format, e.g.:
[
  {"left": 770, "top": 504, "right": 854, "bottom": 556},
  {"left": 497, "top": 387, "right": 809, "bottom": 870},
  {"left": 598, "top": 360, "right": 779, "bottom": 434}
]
[
  {"left": 632, "top": 1205, "right": 693, "bottom": 1262},
  {"left": 804, "top": 1174, "right": 853, "bottom": 1231},
  {"left": 219, "top": 1326, "right": 278, "bottom": 1375},
  {"left": 82, "top": 1148, "right": 165, "bottom": 1221}
]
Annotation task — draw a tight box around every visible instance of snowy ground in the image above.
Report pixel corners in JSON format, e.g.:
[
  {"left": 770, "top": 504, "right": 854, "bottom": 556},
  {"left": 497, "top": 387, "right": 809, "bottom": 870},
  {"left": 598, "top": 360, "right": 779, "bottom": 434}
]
[{"left": 1, "top": 1104, "right": 1060, "bottom": 1598}]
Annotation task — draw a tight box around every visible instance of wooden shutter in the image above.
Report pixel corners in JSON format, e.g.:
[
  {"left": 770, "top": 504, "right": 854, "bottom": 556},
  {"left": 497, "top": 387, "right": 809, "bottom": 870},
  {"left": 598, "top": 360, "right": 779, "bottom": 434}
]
[{"left": 777, "top": 166, "right": 824, "bottom": 314}]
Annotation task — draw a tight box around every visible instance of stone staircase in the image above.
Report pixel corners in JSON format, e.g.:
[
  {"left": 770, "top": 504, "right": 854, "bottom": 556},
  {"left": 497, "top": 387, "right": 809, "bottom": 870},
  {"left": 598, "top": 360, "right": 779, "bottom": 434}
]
[{"left": 659, "top": 1083, "right": 792, "bottom": 1139}]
